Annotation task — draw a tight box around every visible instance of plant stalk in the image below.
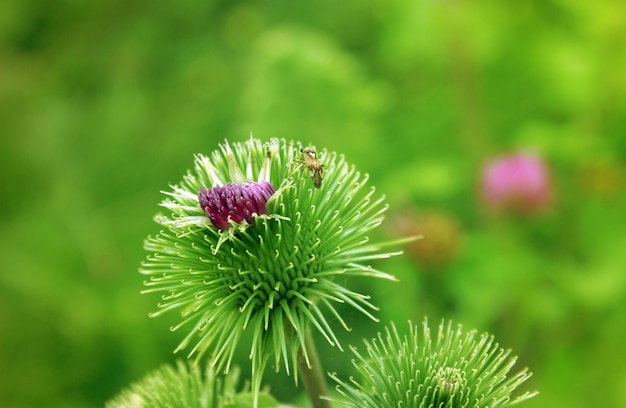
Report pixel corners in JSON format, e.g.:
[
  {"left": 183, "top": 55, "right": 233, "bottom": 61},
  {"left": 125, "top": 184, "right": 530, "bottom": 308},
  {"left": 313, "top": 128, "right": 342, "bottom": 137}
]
[{"left": 297, "top": 328, "right": 331, "bottom": 408}]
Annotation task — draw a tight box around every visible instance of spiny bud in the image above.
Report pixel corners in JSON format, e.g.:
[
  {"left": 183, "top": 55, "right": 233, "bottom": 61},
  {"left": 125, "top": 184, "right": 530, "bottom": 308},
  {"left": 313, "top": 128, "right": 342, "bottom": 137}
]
[{"left": 329, "top": 320, "right": 537, "bottom": 407}]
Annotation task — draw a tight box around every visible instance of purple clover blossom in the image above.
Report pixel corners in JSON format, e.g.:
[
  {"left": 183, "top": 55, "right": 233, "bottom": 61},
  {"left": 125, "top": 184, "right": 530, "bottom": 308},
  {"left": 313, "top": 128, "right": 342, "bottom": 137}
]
[
  {"left": 199, "top": 181, "right": 276, "bottom": 230},
  {"left": 481, "top": 152, "right": 552, "bottom": 214}
]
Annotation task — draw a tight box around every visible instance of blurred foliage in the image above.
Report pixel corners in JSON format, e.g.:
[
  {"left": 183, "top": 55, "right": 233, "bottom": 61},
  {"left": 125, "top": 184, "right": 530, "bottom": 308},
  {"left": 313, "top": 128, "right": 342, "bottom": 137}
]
[{"left": 1, "top": 0, "right": 625, "bottom": 407}]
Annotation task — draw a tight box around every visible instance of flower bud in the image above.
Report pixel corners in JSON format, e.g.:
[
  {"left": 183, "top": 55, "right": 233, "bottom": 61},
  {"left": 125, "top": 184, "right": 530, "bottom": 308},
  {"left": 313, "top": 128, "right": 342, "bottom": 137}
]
[{"left": 390, "top": 208, "right": 461, "bottom": 272}]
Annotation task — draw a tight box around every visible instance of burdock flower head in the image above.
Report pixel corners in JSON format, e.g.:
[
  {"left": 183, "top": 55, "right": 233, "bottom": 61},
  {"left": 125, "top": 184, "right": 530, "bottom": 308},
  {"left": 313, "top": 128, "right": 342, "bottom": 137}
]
[
  {"left": 141, "top": 137, "right": 403, "bottom": 405},
  {"left": 198, "top": 181, "right": 276, "bottom": 230},
  {"left": 330, "top": 319, "right": 537, "bottom": 407}
]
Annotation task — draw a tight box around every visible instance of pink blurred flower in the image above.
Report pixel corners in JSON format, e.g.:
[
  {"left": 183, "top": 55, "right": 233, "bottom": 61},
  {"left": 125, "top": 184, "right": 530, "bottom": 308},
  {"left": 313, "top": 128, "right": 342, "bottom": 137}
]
[{"left": 481, "top": 152, "right": 552, "bottom": 214}]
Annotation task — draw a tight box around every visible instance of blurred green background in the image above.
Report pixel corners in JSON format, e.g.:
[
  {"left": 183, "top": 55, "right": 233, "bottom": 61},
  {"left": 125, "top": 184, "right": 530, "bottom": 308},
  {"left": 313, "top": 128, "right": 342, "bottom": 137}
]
[{"left": 1, "top": 0, "right": 625, "bottom": 406}]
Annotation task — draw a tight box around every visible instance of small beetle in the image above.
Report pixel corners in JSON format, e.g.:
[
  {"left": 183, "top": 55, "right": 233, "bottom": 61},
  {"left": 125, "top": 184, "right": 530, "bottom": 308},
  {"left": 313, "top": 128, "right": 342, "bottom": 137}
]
[{"left": 298, "top": 148, "right": 324, "bottom": 189}]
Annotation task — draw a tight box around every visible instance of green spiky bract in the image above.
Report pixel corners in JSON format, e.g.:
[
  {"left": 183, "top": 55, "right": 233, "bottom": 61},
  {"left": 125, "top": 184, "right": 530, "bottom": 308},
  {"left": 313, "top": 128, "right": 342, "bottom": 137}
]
[
  {"left": 106, "top": 361, "right": 278, "bottom": 408},
  {"left": 329, "top": 320, "right": 538, "bottom": 408},
  {"left": 141, "top": 137, "right": 404, "bottom": 405}
]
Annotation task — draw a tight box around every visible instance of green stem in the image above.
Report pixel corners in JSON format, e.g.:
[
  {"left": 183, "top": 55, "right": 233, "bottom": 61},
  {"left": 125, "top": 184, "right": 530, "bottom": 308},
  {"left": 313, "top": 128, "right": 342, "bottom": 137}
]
[{"left": 297, "top": 328, "right": 331, "bottom": 408}]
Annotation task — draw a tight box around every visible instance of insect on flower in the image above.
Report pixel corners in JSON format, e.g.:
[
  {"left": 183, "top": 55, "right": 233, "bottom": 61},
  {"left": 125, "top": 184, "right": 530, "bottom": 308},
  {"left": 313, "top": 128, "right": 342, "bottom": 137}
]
[{"left": 298, "top": 147, "right": 324, "bottom": 189}]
